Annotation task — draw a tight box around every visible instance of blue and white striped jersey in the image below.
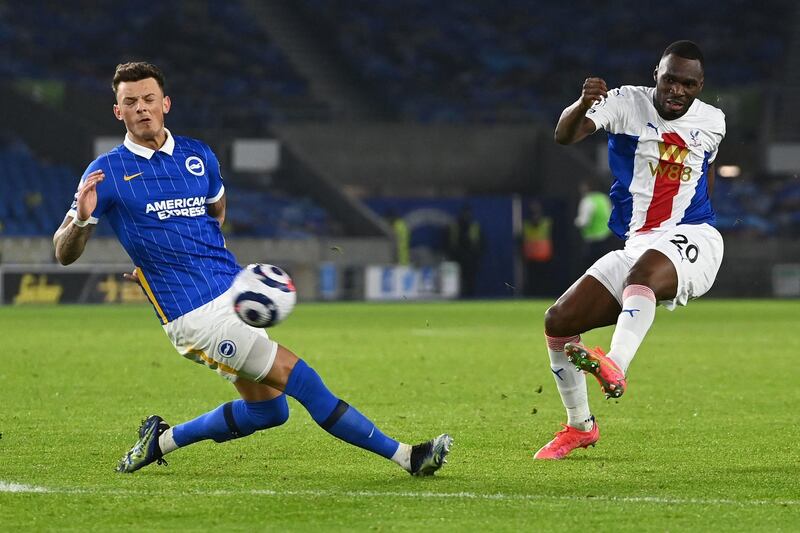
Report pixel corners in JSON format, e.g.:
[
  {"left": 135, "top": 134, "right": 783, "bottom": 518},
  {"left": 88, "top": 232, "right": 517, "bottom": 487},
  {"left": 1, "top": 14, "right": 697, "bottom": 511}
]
[{"left": 67, "top": 129, "right": 241, "bottom": 323}]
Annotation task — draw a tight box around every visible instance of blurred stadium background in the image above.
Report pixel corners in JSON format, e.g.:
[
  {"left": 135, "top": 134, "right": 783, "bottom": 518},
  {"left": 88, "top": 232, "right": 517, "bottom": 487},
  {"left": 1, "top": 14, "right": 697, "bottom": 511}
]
[{"left": 1, "top": 0, "right": 799, "bottom": 306}]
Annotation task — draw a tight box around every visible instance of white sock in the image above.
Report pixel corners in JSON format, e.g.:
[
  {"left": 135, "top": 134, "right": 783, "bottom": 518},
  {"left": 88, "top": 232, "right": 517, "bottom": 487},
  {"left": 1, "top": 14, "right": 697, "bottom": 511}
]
[
  {"left": 609, "top": 284, "right": 657, "bottom": 374},
  {"left": 545, "top": 334, "right": 593, "bottom": 431},
  {"left": 391, "top": 443, "right": 412, "bottom": 471},
  {"left": 158, "top": 427, "right": 179, "bottom": 455}
]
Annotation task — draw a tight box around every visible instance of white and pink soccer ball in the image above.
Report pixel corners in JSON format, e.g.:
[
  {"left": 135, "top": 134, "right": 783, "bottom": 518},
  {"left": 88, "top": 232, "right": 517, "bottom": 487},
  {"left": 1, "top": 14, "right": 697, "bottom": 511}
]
[{"left": 232, "top": 263, "right": 296, "bottom": 328}]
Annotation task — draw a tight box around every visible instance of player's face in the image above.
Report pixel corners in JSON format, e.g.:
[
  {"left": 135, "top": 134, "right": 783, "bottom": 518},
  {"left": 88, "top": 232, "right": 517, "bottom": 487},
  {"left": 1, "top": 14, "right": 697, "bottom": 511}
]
[
  {"left": 113, "top": 78, "right": 171, "bottom": 144},
  {"left": 652, "top": 54, "right": 704, "bottom": 120}
]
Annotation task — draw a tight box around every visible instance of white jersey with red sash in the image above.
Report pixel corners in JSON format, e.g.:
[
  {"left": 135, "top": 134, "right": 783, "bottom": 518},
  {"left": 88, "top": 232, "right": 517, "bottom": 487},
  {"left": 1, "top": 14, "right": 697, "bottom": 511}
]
[{"left": 586, "top": 85, "right": 726, "bottom": 240}]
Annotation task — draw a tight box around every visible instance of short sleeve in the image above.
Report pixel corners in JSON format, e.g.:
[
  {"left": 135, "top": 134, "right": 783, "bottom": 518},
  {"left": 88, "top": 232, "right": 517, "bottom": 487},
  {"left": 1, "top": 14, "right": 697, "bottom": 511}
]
[
  {"left": 585, "top": 86, "right": 632, "bottom": 134},
  {"left": 205, "top": 147, "right": 225, "bottom": 204},
  {"left": 66, "top": 159, "right": 113, "bottom": 224},
  {"left": 705, "top": 109, "right": 727, "bottom": 164}
]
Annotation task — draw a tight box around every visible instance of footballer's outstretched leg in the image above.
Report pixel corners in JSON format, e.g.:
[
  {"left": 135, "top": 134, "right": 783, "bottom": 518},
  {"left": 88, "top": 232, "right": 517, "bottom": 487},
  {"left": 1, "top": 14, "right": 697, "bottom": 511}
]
[
  {"left": 273, "top": 348, "right": 453, "bottom": 476},
  {"left": 116, "top": 344, "right": 453, "bottom": 476},
  {"left": 116, "top": 393, "right": 291, "bottom": 473}
]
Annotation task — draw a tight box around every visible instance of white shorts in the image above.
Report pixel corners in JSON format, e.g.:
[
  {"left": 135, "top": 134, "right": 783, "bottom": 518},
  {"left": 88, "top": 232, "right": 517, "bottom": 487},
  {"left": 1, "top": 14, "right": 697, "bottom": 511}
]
[
  {"left": 163, "top": 287, "right": 278, "bottom": 382},
  {"left": 587, "top": 223, "right": 724, "bottom": 310}
]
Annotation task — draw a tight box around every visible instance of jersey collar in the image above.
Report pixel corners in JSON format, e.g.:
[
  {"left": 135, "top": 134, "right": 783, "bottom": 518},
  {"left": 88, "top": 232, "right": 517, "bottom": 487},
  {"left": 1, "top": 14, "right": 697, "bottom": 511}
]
[{"left": 123, "top": 128, "right": 175, "bottom": 159}]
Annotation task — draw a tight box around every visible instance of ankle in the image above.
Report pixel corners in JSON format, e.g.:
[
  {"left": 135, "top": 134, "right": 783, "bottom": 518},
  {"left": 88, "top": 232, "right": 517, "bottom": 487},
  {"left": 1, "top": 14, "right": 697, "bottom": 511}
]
[{"left": 568, "top": 416, "right": 594, "bottom": 432}]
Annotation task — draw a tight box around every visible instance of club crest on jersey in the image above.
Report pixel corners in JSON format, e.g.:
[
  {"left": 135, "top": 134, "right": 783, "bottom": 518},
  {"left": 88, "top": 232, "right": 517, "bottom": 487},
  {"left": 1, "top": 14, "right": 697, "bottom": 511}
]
[
  {"left": 689, "top": 129, "right": 701, "bottom": 147},
  {"left": 217, "top": 340, "right": 237, "bottom": 358},
  {"left": 648, "top": 132, "right": 692, "bottom": 182},
  {"left": 185, "top": 156, "right": 205, "bottom": 176}
]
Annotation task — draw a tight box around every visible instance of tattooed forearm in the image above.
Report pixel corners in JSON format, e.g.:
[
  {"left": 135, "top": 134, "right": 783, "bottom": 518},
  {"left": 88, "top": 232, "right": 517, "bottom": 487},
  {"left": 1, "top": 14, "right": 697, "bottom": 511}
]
[{"left": 53, "top": 220, "right": 93, "bottom": 265}]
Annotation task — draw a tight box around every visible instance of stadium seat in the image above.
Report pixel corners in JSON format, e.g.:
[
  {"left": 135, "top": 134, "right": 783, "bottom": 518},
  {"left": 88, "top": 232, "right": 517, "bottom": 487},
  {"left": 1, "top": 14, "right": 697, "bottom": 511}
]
[{"left": 301, "top": 0, "right": 792, "bottom": 123}]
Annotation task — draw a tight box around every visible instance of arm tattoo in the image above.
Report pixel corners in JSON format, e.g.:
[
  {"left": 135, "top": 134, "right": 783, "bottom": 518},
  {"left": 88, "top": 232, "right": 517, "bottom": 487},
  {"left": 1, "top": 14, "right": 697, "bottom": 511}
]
[{"left": 54, "top": 221, "right": 93, "bottom": 265}]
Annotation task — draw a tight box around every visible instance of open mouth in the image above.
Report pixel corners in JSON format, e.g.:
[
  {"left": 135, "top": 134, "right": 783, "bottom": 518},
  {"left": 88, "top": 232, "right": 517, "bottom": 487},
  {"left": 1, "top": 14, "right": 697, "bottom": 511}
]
[{"left": 665, "top": 99, "right": 685, "bottom": 112}]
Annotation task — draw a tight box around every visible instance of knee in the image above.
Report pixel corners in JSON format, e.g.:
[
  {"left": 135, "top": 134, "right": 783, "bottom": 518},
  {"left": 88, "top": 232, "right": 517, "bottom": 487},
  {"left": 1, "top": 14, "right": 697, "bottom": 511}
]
[
  {"left": 262, "top": 344, "right": 299, "bottom": 389},
  {"left": 268, "top": 396, "right": 290, "bottom": 428},
  {"left": 214, "top": 396, "right": 290, "bottom": 442},
  {"left": 247, "top": 395, "right": 290, "bottom": 431},
  {"left": 544, "top": 303, "right": 573, "bottom": 337},
  {"left": 624, "top": 262, "right": 655, "bottom": 287}
]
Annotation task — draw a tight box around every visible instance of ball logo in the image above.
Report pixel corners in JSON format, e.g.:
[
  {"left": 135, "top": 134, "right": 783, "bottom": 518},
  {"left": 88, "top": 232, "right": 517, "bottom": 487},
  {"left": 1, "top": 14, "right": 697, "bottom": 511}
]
[
  {"left": 185, "top": 156, "right": 205, "bottom": 176},
  {"left": 217, "top": 340, "right": 237, "bottom": 358}
]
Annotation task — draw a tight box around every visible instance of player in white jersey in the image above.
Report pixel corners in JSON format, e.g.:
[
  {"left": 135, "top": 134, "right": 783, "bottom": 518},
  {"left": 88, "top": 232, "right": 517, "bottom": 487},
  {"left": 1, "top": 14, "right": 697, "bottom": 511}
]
[
  {"left": 53, "top": 62, "right": 452, "bottom": 476},
  {"left": 534, "top": 41, "right": 726, "bottom": 459}
]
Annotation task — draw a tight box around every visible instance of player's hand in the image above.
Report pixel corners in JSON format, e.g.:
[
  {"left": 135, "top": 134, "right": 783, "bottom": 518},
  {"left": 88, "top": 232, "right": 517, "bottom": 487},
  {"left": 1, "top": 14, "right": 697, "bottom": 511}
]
[
  {"left": 123, "top": 268, "right": 141, "bottom": 286},
  {"left": 75, "top": 169, "right": 104, "bottom": 221},
  {"left": 580, "top": 77, "right": 608, "bottom": 109}
]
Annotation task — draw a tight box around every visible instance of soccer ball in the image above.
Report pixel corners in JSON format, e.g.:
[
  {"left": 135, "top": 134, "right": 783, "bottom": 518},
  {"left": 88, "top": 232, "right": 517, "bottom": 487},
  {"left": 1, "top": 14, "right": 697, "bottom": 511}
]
[{"left": 232, "top": 264, "right": 296, "bottom": 328}]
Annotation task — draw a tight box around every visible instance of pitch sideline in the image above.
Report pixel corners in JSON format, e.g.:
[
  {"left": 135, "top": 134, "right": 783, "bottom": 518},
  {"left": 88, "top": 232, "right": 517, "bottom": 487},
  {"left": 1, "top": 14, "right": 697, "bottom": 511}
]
[{"left": 2, "top": 481, "right": 798, "bottom": 508}]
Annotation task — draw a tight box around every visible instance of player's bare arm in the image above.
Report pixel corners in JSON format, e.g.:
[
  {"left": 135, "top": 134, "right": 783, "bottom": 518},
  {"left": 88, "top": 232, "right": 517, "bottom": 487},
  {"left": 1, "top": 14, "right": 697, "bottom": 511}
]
[
  {"left": 554, "top": 77, "right": 608, "bottom": 145},
  {"left": 207, "top": 193, "right": 226, "bottom": 226},
  {"left": 53, "top": 169, "right": 104, "bottom": 265},
  {"left": 53, "top": 217, "right": 95, "bottom": 265}
]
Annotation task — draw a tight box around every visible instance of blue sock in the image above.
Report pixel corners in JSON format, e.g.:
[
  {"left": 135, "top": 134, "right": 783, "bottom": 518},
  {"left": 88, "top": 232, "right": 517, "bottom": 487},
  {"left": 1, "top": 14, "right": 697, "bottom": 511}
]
[
  {"left": 284, "top": 359, "right": 400, "bottom": 459},
  {"left": 172, "top": 394, "right": 290, "bottom": 447}
]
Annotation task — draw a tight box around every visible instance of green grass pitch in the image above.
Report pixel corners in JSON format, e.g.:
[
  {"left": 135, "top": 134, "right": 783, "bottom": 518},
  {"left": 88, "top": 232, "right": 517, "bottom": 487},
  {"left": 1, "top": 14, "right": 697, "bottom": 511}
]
[{"left": 1, "top": 300, "right": 798, "bottom": 531}]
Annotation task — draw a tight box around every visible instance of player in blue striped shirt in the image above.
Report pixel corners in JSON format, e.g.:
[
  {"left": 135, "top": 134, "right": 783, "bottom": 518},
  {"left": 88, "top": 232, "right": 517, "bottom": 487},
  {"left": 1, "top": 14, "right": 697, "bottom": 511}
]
[{"left": 53, "top": 62, "right": 451, "bottom": 476}]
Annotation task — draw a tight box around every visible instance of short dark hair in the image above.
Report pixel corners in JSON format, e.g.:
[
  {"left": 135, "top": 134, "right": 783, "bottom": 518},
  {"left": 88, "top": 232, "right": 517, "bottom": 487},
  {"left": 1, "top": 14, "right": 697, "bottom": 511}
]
[
  {"left": 112, "top": 62, "right": 166, "bottom": 94},
  {"left": 661, "top": 40, "right": 705, "bottom": 71}
]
